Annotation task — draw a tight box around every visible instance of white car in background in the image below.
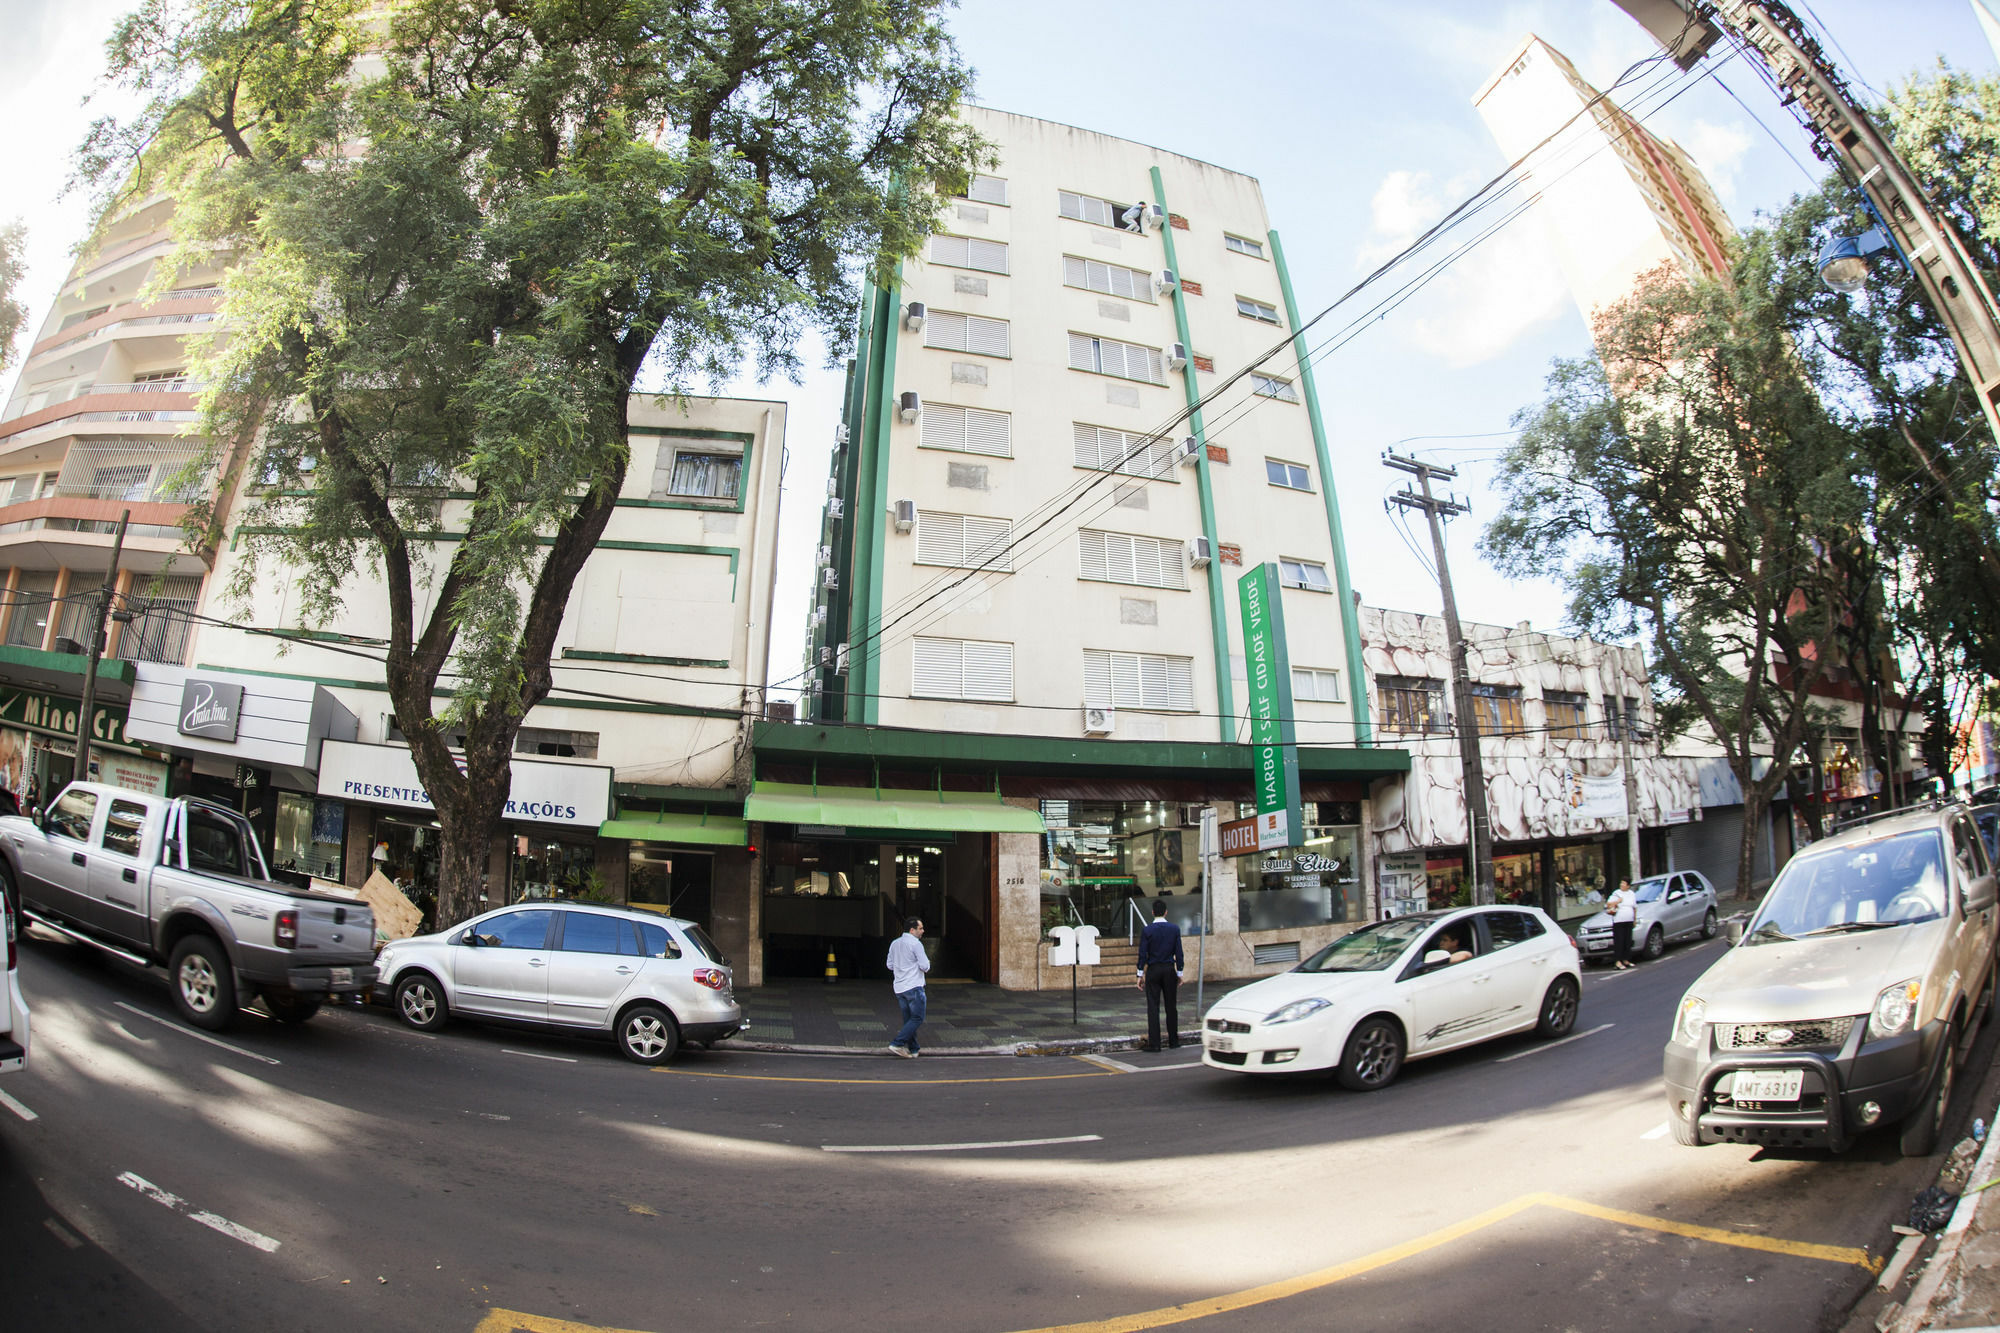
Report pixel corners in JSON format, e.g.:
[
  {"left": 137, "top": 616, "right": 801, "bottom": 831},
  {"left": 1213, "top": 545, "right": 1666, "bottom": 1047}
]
[
  {"left": 1, "top": 883, "right": 28, "bottom": 1074},
  {"left": 1575, "top": 871, "right": 1721, "bottom": 964},
  {"left": 1201, "top": 906, "right": 1582, "bottom": 1090},
  {"left": 374, "top": 902, "right": 744, "bottom": 1063}
]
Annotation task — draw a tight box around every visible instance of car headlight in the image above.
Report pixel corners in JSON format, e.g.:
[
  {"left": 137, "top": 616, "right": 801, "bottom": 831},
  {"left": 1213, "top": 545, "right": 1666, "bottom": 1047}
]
[
  {"left": 1869, "top": 978, "right": 1922, "bottom": 1039},
  {"left": 1264, "top": 998, "right": 1332, "bottom": 1025},
  {"left": 1673, "top": 996, "right": 1707, "bottom": 1045}
]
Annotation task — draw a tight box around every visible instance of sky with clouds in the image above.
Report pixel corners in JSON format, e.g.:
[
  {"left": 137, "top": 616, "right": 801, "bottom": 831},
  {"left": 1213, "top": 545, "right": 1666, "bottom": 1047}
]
[{"left": 1, "top": 0, "right": 1994, "bottom": 698}]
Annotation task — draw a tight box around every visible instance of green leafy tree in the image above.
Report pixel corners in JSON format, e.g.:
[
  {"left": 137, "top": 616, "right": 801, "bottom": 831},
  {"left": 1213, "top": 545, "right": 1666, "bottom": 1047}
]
[
  {"left": 1484, "top": 261, "right": 1869, "bottom": 896},
  {"left": 0, "top": 220, "right": 26, "bottom": 373},
  {"left": 82, "top": 0, "right": 982, "bottom": 925}
]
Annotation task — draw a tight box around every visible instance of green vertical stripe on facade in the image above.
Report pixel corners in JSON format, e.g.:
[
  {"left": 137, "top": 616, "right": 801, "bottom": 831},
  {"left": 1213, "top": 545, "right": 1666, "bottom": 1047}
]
[
  {"left": 857, "top": 266, "right": 903, "bottom": 725},
  {"left": 1269, "top": 229, "right": 1374, "bottom": 748},
  {"left": 1151, "top": 166, "right": 1237, "bottom": 744},
  {"left": 841, "top": 280, "right": 887, "bottom": 723},
  {"left": 822, "top": 293, "right": 875, "bottom": 723}
]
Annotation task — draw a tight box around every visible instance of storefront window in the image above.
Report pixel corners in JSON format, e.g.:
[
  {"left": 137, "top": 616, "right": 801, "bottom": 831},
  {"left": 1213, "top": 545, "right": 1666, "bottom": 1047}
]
[
  {"left": 509, "top": 833, "right": 600, "bottom": 902},
  {"left": 628, "top": 845, "right": 713, "bottom": 928},
  {"left": 1236, "top": 823, "right": 1362, "bottom": 930},
  {"left": 1040, "top": 799, "right": 1192, "bottom": 934},
  {"left": 1494, "top": 850, "right": 1542, "bottom": 908},
  {"left": 375, "top": 817, "right": 442, "bottom": 927},
  {"left": 272, "top": 793, "right": 344, "bottom": 882},
  {"left": 1551, "top": 842, "right": 1607, "bottom": 921},
  {"left": 1426, "top": 856, "right": 1468, "bottom": 909}
]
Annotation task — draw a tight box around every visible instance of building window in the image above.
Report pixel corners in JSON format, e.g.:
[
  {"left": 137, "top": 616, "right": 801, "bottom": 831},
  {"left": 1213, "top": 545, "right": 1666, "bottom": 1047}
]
[
  {"left": 915, "top": 510, "right": 1013, "bottom": 571},
  {"left": 1265, "top": 458, "right": 1310, "bottom": 490},
  {"left": 912, "top": 635, "right": 1014, "bottom": 701},
  {"left": 1470, "top": 683, "right": 1527, "bottom": 735},
  {"left": 1235, "top": 296, "right": 1281, "bottom": 324},
  {"left": 961, "top": 174, "right": 1009, "bottom": 206},
  {"left": 1278, "top": 558, "right": 1331, "bottom": 591},
  {"left": 1084, "top": 649, "right": 1196, "bottom": 712},
  {"left": 924, "top": 310, "right": 1011, "bottom": 358},
  {"left": 1378, "top": 675, "right": 1449, "bottom": 734},
  {"left": 653, "top": 448, "right": 742, "bottom": 502},
  {"left": 1068, "top": 333, "right": 1165, "bottom": 385},
  {"left": 921, "top": 404, "right": 1011, "bottom": 458},
  {"left": 3, "top": 572, "right": 56, "bottom": 649},
  {"left": 514, "top": 727, "right": 599, "bottom": 760},
  {"left": 1224, "top": 234, "right": 1266, "bottom": 259},
  {"left": 114, "top": 574, "right": 200, "bottom": 664},
  {"left": 1072, "top": 423, "right": 1175, "bottom": 479},
  {"left": 1544, "top": 690, "right": 1589, "bottom": 741},
  {"left": 1058, "top": 189, "right": 1142, "bottom": 231},
  {"left": 1604, "top": 695, "right": 1645, "bottom": 741},
  {"left": 1062, "top": 256, "right": 1155, "bottom": 303},
  {"left": 1078, "top": 529, "right": 1187, "bottom": 591},
  {"left": 1293, "top": 667, "right": 1342, "bottom": 702},
  {"left": 88, "top": 463, "right": 153, "bottom": 502},
  {"left": 1251, "top": 372, "right": 1299, "bottom": 402},
  {"left": 928, "top": 234, "right": 1009, "bottom": 274}
]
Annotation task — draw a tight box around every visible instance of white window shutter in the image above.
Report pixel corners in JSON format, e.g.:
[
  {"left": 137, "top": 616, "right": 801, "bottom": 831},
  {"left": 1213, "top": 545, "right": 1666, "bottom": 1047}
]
[
  {"left": 916, "top": 511, "right": 964, "bottom": 565},
  {"left": 925, "top": 310, "right": 967, "bottom": 351},
  {"left": 1147, "top": 348, "right": 1166, "bottom": 384},
  {"left": 1084, "top": 651, "right": 1112, "bottom": 709},
  {"left": 1112, "top": 653, "right": 1143, "bottom": 707},
  {"left": 962, "top": 640, "right": 1014, "bottom": 700},
  {"left": 962, "top": 515, "right": 1013, "bottom": 572},
  {"left": 912, "top": 638, "right": 962, "bottom": 698},
  {"left": 1059, "top": 190, "right": 1084, "bottom": 221},
  {"left": 1063, "top": 255, "right": 1087, "bottom": 288},
  {"left": 968, "top": 174, "right": 1008, "bottom": 205},
  {"left": 930, "top": 235, "right": 969, "bottom": 267},
  {"left": 1068, "top": 333, "right": 1095, "bottom": 373},
  {"left": 967, "top": 238, "right": 1009, "bottom": 274},
  {"left": 1078, "top": 530, "right": 1108, "bottom": 582},
  {"left": 1086, "top": 196, "right": 1114, "bottom": 226},
  {"left": 965, "top": 315, "right": 1010, "bottom": 357},
  {"left": 1105, "top": 532, "right": 1136, "bottom": 585},
  {"left": 963, "top": 407, "right": 1010, "bottom": 457},
  {"left": 922, "top": 403, "right": 966, "bottom": 451},
  {"left": 1133, "top": 536, "right": 1162, "bottom": 589},
  {"left": 1167, "top": 657, "right": 1195, "bottom": 711}
]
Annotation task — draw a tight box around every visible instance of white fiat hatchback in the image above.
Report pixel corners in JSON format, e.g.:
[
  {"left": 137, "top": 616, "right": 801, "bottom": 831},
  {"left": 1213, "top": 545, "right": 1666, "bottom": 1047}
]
[{"left": 1201, "top": 906, "right": 1582, "bottom": 1089}]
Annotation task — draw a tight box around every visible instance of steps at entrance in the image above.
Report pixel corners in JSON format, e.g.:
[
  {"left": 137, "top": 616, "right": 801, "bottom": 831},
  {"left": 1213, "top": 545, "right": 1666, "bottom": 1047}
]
[{"left": 1091, "top": 941, "right": 1140, "bottom": 987}]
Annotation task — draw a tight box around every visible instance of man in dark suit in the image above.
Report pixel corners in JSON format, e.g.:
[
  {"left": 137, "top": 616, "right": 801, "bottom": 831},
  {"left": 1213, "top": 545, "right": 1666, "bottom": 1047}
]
[{"left": 1135, "top": 898, "right": 1185, "bottom": 1051}]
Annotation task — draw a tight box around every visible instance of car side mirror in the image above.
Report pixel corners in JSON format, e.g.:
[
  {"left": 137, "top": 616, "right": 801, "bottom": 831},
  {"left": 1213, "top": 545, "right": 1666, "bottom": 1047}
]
[
  {"left": 462, "top": 932, "right": 481, "bottom": 947},
  {"left": 1423, "top": 949, "right": 1450, "bottom": 967},
  {"left": 1726, "top": 918, "right": 1746, "bottom": 945},
  {"left": 1667, "top": 891, "right": 1683, "bottom": 902}
]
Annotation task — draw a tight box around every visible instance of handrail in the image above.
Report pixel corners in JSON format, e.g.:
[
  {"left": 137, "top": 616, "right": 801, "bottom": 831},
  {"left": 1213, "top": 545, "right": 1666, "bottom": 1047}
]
[{"left": 1126, "top": 895, "right": 1149, "bottom": 944}]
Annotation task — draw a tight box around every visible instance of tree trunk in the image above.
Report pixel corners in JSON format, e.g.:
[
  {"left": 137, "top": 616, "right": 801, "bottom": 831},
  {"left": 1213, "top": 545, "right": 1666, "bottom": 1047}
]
[
  {"left": 1736, "top": 774, "right": 1764, "bottom": 900},
  {"left": 433, "top": 756, "right": 513, "bottom": 927}
]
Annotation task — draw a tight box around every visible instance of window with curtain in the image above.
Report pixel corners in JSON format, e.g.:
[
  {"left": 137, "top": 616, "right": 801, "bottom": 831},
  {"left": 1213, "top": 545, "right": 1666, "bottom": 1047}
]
[{"left": 660, "top": 451, "right": 741, "bottom": 501}]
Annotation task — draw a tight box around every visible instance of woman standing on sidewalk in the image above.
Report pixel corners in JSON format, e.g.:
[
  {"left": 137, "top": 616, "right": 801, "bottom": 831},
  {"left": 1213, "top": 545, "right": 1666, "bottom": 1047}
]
[{"left": 1608, "top": 879, "right": 1638, "bottom": 970}]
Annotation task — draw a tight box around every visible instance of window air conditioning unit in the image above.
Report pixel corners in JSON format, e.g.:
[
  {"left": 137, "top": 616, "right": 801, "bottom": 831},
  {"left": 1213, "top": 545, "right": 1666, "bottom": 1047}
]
[
  {"left": 810, "top": 607, "right": 827, "bottom": 628},
  {"left": 1165, "top": 342, "right": 1188, "bottom": 373},
  {"left": 1083, "top": 707, "right": 1117, "bottom": 737},
  {"left": 1143, "top": 204, "right": 1165, "bottom": 232},
  {"left": 819, "top": 645, "right": 834, "bottom": 667},
  {"left": 826, "top": 476, "right": 838, "bottom": 499},
  {"left": 1188, "top": 536, "right": 1212, "bottom": 568},
  {"left": 816, "top": 544, "right": 832, "bottom": 568},
  {"left": 898, "top": 391, "right": 921, "bottom": 423},
  {"left": 892, "top": 499, "right": 917, "bottom": 532},
  {"left": 822, "top": 567, "right": 839, "bottom": 589},
  {"left": 835, "top": 643, "right": 850, "bottom": 676},
  {"left": 1179, "top": 803, "right": 1207, "bottom": 826},
  {"left": 827, "top": 497, "right": 844, "bottom": 519},
  {"left": 1154, "top": 269, "right": 1178, "bottom": 296},
  {"left": 836, "top": 423, "right": 850, "bottom": 445},
  {"left": 1178, "top": 435, "right": 1202, "bottom": 467},
  {"left": 903, "top": 301, "right": 926, "bottom": 333}
]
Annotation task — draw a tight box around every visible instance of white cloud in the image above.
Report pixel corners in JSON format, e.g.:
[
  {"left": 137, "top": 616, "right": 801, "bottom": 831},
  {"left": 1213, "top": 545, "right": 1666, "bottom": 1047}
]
[
  {"left": 1679, "top": 119, "right": 1754, "bottom": 209},
  {"left": 1355, "top": 168, "right": 1571, "bottom": 368}
]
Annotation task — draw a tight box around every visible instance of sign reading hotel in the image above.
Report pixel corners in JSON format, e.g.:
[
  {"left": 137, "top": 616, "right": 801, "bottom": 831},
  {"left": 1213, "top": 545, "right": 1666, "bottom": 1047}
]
[
  {"left": 178, "top": 678, "right": 245, "bottom": 742},
  {"left": 1218, "top": 815, "right": 1261, "bottom": 858},
  {"left": 316, "top": 739, "right": 611, "bottom": 828},
  {"left": 1238, "top": 562, "right": 1303, "bottom": 853}
]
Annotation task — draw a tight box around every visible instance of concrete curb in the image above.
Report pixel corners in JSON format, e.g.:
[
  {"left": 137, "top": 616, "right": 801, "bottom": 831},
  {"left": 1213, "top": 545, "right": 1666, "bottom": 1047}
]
[
  {"left": 729, "top": 1034, "right": 1148, "bottom": 1058},
  {"left": 1888, "top": 1108, "right": 2000, "bottom": 1332}
]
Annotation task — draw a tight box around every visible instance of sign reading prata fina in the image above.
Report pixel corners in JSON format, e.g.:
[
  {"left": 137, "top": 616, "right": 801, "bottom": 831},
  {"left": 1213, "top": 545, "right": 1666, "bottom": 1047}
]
[
  {"left": 178, "top": 678, "right": 245, "bottom": 742},
  {"left": 1238, "top": 562, "right": 1303, "bottom": 853},
  {"left": 315, "top": 740, "right": 611, "bottom": 828}
]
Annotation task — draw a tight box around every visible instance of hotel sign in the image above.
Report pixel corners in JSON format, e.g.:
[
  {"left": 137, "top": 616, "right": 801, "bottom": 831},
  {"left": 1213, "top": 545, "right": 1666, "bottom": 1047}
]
[
  {"left": 178, "top": 678, "right": 245, "bottom": 742},
  {"left": 1238, "top": 563, "right": 1303, "bottom": 853}
]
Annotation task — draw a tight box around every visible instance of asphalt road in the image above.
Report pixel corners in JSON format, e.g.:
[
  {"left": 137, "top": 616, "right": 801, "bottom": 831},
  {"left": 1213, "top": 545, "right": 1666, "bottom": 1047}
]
[{"left": 1, "top": 925, "right": 1987, "bottom": 1333}]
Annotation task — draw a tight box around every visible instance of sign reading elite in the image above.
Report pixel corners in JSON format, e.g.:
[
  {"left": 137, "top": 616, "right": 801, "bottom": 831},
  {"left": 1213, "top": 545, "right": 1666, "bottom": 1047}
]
[{"left": 1238, "top": 563, "right": 1303, "bottom": 852}]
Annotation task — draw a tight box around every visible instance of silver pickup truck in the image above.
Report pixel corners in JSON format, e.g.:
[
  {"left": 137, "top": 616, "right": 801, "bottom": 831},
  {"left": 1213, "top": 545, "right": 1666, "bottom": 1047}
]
[{"left": 0, "top": 782, "right": 376, "bottom": 1030}]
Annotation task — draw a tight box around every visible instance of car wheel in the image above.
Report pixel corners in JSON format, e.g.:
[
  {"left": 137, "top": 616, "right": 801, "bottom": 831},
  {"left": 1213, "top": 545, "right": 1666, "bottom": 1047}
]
[
  {"left": 169, "top": 935, "right": 238, "bottom": 1031},
  {"left": 393, "top": 973, "right": 449, "bottom": 1032},
  {"left": 1671, "top": 1107, "right": 1703, "bottom": 1147},
  {"left": 1701, "top": 909, "right": 1719, "bottom": 940},
  {"left": 1643, "top": 924, "right": 1666, "bottom": 960},
  {"left": 1900, "top": 1022, "right": 1957, "bottom": 1158},
  {"left": 1536, "top": 976, "right": 1580, "bottom": 1038},
  {"left": 1335, "top": 1016, "right": 1403, "bottom": 1092},
  {"left": 262, "top": 992, "right": 322, "bottom": 1024},
  {"left": 617, "top": 1003, "right": 680, "bottom": 1065}
]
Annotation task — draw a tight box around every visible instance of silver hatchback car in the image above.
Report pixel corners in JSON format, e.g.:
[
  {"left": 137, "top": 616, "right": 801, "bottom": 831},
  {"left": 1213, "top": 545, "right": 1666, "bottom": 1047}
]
[
  {"left": 374, "top": 902, "right": 744, "bottom": 1063},
  {"left": 1577, "top": 870, "right": 1721, "bottom": 963}
]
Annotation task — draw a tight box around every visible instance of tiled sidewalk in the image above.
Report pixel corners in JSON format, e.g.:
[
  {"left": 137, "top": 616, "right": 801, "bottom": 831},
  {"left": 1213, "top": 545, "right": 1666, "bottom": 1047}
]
[{"left": 732, "top": 975, "right": 1255, "bottom": 1053}]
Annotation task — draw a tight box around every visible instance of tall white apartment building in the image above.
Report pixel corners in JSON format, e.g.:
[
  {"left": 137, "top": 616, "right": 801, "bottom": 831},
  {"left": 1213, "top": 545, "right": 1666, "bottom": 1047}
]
[
  {"left": 756, "top": 108, "right": 1409, "bottom": 989},
  {"left": 1475, "top": 34, "right": 1736, "bottom": 322}
]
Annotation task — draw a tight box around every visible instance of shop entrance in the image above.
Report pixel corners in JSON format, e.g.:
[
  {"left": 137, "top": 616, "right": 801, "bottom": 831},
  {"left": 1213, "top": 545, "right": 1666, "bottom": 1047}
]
[
  {"left": 627, "top": 845, "right": 713, "bottom": 929},
  {"left": 760, "top": 832, "right": 994, "bottom": 983}
]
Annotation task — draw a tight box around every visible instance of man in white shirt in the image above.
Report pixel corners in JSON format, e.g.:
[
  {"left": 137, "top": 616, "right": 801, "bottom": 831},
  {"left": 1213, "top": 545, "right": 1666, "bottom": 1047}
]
[{"left": 887, "top": 918, "right": 930, "bottom": 1057}]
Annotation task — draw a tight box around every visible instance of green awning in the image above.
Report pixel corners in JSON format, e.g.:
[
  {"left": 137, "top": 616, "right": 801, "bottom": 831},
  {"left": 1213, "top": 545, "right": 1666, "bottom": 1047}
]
[
  {"left": 599, "top": 811, "right": 748, "bottom": 847},
  {"left": 743, "top": 781, "right": 1046, "bottom": 834}
]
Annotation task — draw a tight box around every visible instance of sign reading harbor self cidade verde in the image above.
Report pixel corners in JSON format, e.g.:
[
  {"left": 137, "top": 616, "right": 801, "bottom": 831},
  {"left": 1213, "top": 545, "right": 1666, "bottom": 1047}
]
[{"left": 1238, "top": 562, "right": 1303, "bottom": 853}]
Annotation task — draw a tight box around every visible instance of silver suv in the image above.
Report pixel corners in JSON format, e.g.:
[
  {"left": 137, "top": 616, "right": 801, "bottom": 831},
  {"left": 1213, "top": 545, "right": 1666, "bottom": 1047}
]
[
  {"left": 1664, "top": 803, "right": 1999, "bottom": 1155},
  {"left": 374, "top": 903, "right": 745, "bottom": 1063}
]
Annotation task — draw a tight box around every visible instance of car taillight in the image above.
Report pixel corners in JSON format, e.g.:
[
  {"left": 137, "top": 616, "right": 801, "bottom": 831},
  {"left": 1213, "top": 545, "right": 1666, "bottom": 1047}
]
[
  {"left": 693, "top": 968, "right": 728, "bottom": 990},
  {"left": 1566, "top": 934, "right": 1579, "bottom": 949},
  {"left": 275, "top": 909, "right": 298, "bottom": 949}
]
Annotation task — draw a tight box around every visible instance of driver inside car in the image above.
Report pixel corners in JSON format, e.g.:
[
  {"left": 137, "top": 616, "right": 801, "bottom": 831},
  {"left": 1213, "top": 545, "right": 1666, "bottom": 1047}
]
[{"left": 1428, "top": 930, "right": 1473, "bottom": 966}]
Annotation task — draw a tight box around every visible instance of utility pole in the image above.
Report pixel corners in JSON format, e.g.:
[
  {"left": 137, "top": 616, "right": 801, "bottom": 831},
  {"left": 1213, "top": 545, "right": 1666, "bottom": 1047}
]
[
  {"left": 72, "top": 511, "right": 130, "bottom": 785},
  {"left": 1611, "top": 644, "right": 1643, "bottom": 881},
  {"left": 1385, "top": 453, "right": 1494, "bottom": 905}
]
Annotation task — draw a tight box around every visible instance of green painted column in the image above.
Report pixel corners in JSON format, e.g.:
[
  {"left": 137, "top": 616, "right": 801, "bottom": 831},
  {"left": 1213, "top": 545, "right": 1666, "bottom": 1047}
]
[
  {"left": 1151, "top": 166, "right": 1236, "bottom": 744},
  {"left": 819, "top": 293, "right": 875, "bottom": 723},
  {"left": 855, "top": 265, "right": 904, "bottom": 725},
  {"left": 846, "top": 276, "right": 898, "bottom": 723},
  {"left": 1269, "top": 229, "right": 1374, "bottom": 747}
]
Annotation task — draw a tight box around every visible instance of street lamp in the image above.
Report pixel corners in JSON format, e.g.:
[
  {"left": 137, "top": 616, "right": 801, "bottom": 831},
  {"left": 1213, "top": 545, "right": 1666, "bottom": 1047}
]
[{"left": 1817, "top": 226, "right": 1894, "bottom": 294}]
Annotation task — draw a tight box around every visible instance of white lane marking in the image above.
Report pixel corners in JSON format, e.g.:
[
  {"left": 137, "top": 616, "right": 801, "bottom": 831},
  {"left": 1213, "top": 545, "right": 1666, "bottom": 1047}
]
[
  {"left": 43, "top": 1217, "right": 82, "bottom": 1249},
  {"left": 462, "top": 1111, "right": 511, "bottom": 1121},
  {"left": 1493, "top": 1022, "right": 1616, "bottom": 1063},
  {"left": 0, "top": 1089, "right": 38, "bottom": 1121},
  {"left": 821, "top": 1134, "right": 1104, "bottom": 1154},
  {"left": 1078, "top": 1053, "right": 1137, "bottom": 1073},
  {"left": 502, "top": 1049, "right": 577, "bottom": 1063},
  {"left": 1126, "top": 1060, "right": 1206, "bottom": 1074},
  {"left": 113, "top": 1003, "right": 280, "bottom": 1066},
  {"left": 1640, "top": 1122, "right": 1670, "bottom": 1140},
  {"left": 109, "top": 1022, "right": 148, "bottom": 1044},
  {"left": 117, "top": 1172, "right": 281, "bottom": 1253}
]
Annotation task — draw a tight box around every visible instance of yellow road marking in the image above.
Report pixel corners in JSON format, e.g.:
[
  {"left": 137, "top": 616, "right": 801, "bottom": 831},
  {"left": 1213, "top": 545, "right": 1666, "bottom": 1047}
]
[
  {"left": 655, "top": 1067, "right": 1112, "bottom": 1086},
  {"left": 474, "top": 1311, "right": 655, "bottom": 1333},
  {"left": 1004, "top": 1191, "right": 1879, "bottom": 1333}
]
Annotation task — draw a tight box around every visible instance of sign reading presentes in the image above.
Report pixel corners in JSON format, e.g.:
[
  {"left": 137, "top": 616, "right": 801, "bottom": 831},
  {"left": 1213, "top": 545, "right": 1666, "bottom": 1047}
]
[
  {"left": 178, "top": 679, "right": 245, "bottom": 742},
  {"left": 1238, "top": 563, "right": 1303, "bottom": 852}
]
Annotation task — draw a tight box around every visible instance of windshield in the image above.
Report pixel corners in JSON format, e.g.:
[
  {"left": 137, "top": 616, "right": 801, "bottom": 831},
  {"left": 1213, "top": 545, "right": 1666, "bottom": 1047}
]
[
  {"left": 1633, "top": 877, "right": 1670, "bottom": 904},
  {"left": 1297, "top": 917, "right": 1432, "bottom": 973},
  {"left": 1746, "top": 829, "right": 1948, "bottom": 942}
]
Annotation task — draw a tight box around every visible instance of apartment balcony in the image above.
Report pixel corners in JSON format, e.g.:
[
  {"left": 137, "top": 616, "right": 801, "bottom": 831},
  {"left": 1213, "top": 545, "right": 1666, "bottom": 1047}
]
[
  {"left": 28, "top": 295, "right": 221, "bottom": 362},
  {"left": 0, "top": 384, "right": 200, "bottom": 440}
]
